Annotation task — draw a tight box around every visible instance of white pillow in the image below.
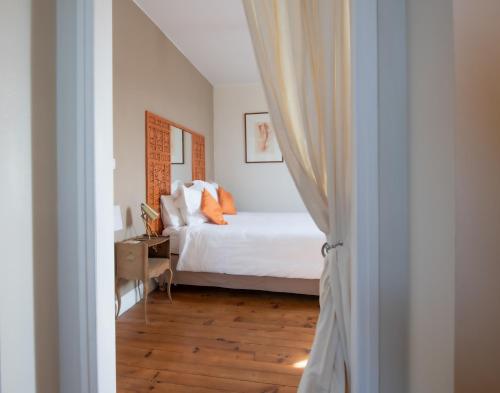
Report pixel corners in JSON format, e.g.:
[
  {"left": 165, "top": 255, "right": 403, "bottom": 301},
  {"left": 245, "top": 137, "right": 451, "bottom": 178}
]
[
  {"left": 174, "top": 185, "right": 208, "bottom": 226},
  {"left": 160, "top": 195, "right": 185, "bottom": 227},
  {"left": 192, "top": 180, "right": 218, "bottom": 202},
  {"left": 171, "top": 180, "right": 184, "bottom": 198},
  {"left": 190, "top": 180, "right": 204, "bottom": 191}
]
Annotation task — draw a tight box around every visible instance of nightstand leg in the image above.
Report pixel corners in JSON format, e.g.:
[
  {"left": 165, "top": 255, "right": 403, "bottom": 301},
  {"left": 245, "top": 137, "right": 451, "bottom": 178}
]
[
  {"left": 166, "top": 268, "right": 173, "bottom": 303},
  {"left": 115, "top": 276, "right": 121, "bottom": 319},
  {"left": 143, "top": 280, "right": 149, "bottom": 324}
]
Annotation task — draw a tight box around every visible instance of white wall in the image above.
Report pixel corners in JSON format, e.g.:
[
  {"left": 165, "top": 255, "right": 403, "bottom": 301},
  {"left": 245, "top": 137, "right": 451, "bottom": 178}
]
[
  {"left": 213, "top": 84, "right": 306, "bottom": 212},
  {"left": 454, "top": 1, "right": 500, "bottom": 391},
  {"left": 408, "top": 0, "right": 456, "bottom": 392},
  {"left": 0, "top": 1, "right": 36, "bottom": 391}
]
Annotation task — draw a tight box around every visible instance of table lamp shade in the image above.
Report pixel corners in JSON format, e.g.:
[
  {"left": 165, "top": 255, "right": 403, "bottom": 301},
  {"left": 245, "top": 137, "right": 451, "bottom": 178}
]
[
  {"left": 114, "top": 205, "right": 123, "bottom": 231},
  {"left": 141, "top": 203, "right": 159, "bottom": 221}
]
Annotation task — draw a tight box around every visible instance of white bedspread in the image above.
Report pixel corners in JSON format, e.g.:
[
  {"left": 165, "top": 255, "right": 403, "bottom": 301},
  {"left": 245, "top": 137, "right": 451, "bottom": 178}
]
[{"left": 167, "top": 212, "right": 325, "bottom": 279}]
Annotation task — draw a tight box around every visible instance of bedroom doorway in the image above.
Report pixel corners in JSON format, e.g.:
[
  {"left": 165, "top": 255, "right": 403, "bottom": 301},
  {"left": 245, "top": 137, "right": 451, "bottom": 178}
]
[
  {"left": 112, "top": 1, "right": 326, "bottom": 390},
  {"left": 56, "top": 0, "right": 381, "bottom": 392}
]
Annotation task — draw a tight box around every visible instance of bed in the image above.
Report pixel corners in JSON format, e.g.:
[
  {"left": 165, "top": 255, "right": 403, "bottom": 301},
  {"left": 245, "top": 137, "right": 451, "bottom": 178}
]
[
  {"left": 162, "top": 212, "right": 324, "bottom": 295},
  {"left": 143, "top": 113, "right": 322, "bottom": 295}
]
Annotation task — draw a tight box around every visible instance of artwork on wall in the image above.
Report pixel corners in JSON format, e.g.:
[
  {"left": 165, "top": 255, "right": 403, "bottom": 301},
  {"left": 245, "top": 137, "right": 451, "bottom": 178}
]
[
  {"left": 171, "top": 126, "right": 184, "bottom": 164},
  {"left": 244, "top": 112, "right": 283, "bottom": 163}
]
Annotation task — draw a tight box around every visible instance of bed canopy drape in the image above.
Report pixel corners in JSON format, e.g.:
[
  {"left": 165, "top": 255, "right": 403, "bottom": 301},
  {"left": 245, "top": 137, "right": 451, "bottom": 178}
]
[{"left": 243, "top": 0, "right": 353, "bottom": 391}]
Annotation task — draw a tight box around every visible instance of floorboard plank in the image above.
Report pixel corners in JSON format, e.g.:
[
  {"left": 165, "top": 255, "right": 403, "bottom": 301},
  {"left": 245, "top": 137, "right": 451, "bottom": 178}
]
[
  {"left": 116, "top": 328, "right": 311, "bottom": 365},
  {"left": 117, "top": 364, "right": 297, "bottom": 393},
  {"left": 116, "top": 286, "right": 319, "bottom": 392}
]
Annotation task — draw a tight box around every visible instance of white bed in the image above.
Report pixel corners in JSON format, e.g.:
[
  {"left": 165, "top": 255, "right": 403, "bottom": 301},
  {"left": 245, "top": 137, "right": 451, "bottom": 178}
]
[{"left": 163, "top": 212, "right": 325, "bottom": 280}]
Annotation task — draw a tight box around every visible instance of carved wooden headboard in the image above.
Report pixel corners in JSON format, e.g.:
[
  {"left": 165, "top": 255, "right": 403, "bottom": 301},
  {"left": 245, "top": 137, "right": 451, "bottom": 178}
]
[
  {"left": 191, "top": 133, "right": 206, "bottom": 181},
  {"left": 145, "top": 110, "right": 206, "bottom": 234}
]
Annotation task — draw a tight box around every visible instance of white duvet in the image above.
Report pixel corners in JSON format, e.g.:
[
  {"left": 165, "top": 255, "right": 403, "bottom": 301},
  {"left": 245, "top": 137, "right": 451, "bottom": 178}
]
[{"left": 167, "top": 212, "right": 325, "bottom": 279}]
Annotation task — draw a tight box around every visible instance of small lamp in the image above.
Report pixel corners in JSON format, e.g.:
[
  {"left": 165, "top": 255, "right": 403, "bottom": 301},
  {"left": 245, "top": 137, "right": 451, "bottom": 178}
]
[
  {"left": 140, "top": 202, "right": 160, "bottom": 239},
  {"left": 114, "top": 205, "right": 123, "bottom": 232}
]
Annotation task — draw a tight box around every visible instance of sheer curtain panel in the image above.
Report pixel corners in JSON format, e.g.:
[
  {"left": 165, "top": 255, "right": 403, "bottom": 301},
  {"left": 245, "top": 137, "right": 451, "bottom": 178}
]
[{"left": 243, "top": 1, "right": 353, "bottom": 392}]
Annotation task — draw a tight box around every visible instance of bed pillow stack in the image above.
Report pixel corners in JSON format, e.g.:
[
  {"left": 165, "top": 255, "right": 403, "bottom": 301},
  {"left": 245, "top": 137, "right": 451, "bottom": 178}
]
[
  {"left": 192, "top": 180, "right": 218, "bottom": 202},
  {"left": 170, "top": 179, "right": 185, "bottom": 198},
  {"left": 174, "top": 185, "right": 208, "bottom": 226},
  {"left": 201, "top": 189, "right": 227, "bottom": 225},
  {"left": 160, "top": 195, "right": 185, "bottom": 227},
  {"left": 161, "top": 180, "right": 235, "bottom": 227},
  {"left": 217, "top": 187, "right": 237, "bottom": 215}
]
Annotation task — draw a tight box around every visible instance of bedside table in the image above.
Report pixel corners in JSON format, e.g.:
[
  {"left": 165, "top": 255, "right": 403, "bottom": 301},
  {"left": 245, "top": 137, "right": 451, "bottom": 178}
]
[{"left": 115, "top": 235, "right": 172, "bottom": 323}]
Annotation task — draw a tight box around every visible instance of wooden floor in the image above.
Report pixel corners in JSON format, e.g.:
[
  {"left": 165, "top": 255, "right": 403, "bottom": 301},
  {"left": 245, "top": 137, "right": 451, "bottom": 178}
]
[{"left": 116, "top": 285, "right": 320, "bottom": 393}]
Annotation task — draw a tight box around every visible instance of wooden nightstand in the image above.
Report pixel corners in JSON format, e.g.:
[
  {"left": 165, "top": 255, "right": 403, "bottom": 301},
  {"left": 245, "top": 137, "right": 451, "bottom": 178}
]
[{"left": 115, "top": 236, "right": 172, "bottom": 323}]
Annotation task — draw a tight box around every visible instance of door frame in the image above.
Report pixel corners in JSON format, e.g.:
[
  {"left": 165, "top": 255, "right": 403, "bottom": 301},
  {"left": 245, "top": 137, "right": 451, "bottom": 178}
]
[
  {"left": 56, "top": 0, "right": 115, "bottom": 392},
  {"left": 351, "top": 0, "right": 380, "bottom": 391},
  {"left": 56, "top": 0, "right": 387, "bottom": 392}
]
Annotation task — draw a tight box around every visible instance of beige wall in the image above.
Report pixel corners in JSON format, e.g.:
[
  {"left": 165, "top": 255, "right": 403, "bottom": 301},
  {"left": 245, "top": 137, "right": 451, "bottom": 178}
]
[
  {"left": 454, "top": 1, "right": 500, "bottom": 391},
  {"left": 0, "top": 0, "right": 58, "bottom": 392},
  {"left": 113, "top": 0, "right": 214, "bottom": 241},
  {"left": 408, "top": 0, "right": 456, "bottom": 392},
  {"left": 213, "top": 84, "right": 306, "bottom": 212}
]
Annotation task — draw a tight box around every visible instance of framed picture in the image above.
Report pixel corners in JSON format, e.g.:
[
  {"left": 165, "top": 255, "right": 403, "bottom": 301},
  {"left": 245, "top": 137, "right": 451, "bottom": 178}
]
[
  {"left": 170, "top": 126, "right": 184, "bottom": 164},
  {"left": 244, "top": 112, "right": 283, "bottom": 163}
]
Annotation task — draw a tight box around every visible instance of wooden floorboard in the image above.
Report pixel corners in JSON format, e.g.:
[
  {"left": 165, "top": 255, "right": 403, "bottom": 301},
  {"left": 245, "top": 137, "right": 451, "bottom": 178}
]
[{"left": 116, "top": 285, "right": 319, "bottom": 393}]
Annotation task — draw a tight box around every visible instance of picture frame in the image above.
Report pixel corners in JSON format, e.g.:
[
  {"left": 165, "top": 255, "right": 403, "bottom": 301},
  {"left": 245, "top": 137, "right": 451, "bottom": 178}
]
[
  {"left": 171, "top": 126, "right": 185, "bottom": 164},
  {"left": 244, "top": 112, "right": 283, "bottom": 163}
]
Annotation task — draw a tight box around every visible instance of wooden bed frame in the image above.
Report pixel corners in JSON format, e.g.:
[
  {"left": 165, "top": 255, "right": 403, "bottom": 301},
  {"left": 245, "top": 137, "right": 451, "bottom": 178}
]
[
  {"left": 146, "top": 110, "right": 319, "bottom": 296},
  {"left": 171, "top": 255, "right": 319, "bottom": 296}
]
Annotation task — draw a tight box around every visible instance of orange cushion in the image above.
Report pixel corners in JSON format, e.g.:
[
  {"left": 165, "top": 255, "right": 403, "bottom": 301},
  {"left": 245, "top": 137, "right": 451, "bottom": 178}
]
[
  {"left": 201, "top": 189, "right": 227, "bottom": 225},
  {"left": 217, "top": 187, "right": 237, "bottom": 215}
]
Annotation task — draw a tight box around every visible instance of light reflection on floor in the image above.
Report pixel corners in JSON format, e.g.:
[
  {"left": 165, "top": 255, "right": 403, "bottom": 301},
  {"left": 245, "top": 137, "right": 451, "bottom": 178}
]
[{"left": 293, "top": 359, "right": 308, "bottom": 369}]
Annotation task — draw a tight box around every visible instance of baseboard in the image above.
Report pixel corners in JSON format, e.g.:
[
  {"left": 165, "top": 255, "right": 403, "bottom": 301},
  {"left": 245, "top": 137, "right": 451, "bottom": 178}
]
[{"left": 117, "top": 280, "right": 157, "bottom": 317}]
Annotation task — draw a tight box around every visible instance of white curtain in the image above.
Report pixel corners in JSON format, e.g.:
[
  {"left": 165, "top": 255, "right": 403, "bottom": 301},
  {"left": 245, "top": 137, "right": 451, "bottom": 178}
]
[{"left": 243, "top": 1, "right": 352, "bottom": 392}]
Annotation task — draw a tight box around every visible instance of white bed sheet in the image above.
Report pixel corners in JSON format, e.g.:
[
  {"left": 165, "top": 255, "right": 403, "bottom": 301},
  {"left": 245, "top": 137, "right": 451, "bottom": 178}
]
[
  {"left": 165, "top": 212, "right": 325, "bottom": 279},
  {"left": 162, "top": 226, "right": 186, "bottom": 254}
]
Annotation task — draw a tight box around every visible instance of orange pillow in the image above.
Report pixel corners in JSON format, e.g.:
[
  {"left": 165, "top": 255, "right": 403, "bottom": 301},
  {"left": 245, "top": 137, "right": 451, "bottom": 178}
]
[
  {"left": 217, "top": 187, "right": 237, "bottom": 215},
  {"left": 201, "top": 189, "right": 227, "bottom": 225}
]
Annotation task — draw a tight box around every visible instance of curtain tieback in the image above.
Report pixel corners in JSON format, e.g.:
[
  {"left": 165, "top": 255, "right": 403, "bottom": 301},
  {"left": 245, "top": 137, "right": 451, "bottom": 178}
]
[{"left": 321, "top": 241, "right": 344, "bottom": 257}]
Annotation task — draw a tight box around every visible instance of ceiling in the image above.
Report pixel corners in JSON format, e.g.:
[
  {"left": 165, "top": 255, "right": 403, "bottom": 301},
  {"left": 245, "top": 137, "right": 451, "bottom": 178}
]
[{"left": 134, "top": 0, "right": 261, "bottom": 86}]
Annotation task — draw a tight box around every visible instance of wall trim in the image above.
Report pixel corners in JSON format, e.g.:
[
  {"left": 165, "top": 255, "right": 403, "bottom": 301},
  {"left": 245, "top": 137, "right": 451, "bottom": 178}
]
[
  {"left": 118, "top": 286, "right": 144, "bottom": 317},
  {"left": 117, "top": 282, "right": 157, "bottom": 317}
]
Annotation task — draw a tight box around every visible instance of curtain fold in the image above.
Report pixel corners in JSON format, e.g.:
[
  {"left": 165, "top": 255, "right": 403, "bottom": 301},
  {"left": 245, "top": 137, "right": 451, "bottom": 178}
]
[{"left": 243, "top": 1, "right": 352, "bottom": 391}]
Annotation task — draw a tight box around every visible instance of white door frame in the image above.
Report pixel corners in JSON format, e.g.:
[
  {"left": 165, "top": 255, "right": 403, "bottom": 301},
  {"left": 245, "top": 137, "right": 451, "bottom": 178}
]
[
  {"left": 351, "top": 0, "right": 380, "bottom": 392},
  {"left": 57, "top": 0, "right": 115, "bottom": 392},
  {"left": 56, "top": 0, "right": 380, "bottom": 392}
]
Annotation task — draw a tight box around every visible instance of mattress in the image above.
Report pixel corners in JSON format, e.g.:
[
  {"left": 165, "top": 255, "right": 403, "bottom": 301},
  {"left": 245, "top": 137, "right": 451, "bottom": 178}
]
[{"left": 164, "top": 212, "right": 325, "bottom": 279}]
